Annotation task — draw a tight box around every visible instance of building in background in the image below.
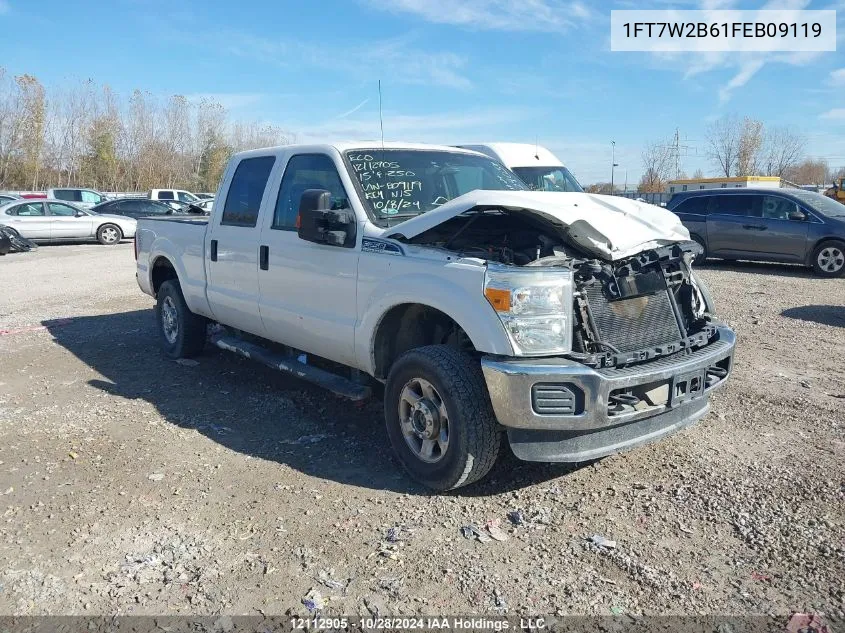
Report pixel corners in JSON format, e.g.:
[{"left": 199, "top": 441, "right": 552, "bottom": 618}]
[{"left": 667, "top": 176, "right": 781, "bottom": 194}]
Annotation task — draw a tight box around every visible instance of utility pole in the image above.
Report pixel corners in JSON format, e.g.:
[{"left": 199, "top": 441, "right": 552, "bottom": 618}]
[
  {"left": 660, "top": 128, "right": 696, "bottom": 179},
  {"left": 610, "top": 141, "right": 616, "bottom": 192}
]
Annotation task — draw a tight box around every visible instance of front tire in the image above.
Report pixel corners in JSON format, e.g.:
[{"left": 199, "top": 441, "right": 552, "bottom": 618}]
[
  {"left": 155, "top": 280, "right": 207, "bottom": 358},
  {"left": 811, "top": 240, "right": 845, "bottom": 277},
  {"left": 97, "top": 223, "right": 122, "bottom": 245},
  {"left": 384, "top": 345, "right": 502, "bottom": 491}
]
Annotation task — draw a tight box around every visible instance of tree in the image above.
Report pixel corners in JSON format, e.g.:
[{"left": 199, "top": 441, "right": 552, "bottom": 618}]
[
  {"left": 736, "top": 117, "right": 763, "bottom": 177},
  {"left": 760, "top": 126, "right": 805, "bottom": 178},
  {"left": 638, "top": 141, "right": 673, "bottom": 192},
  {"left": 785, "top": 159, "right": 829, "bottom": 186},
  {"left": 692, "top": 168, "right": 704, "bottom": 178},
  {"left": 706, "top": 114, "right": 741, "bottom": 177}
]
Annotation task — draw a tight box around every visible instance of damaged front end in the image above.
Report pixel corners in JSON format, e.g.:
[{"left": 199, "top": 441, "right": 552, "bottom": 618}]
[{"left": 402, "top": 207, "right": 718, "bottom": 371}]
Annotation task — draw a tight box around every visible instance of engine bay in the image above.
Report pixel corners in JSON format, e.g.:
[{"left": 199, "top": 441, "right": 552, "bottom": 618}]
[{"left": 405, "top": 209, "right": 715, "bottom": 368}]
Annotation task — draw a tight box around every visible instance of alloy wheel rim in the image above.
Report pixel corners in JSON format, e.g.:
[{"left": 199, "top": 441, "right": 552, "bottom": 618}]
[
  {"left": 398, "top": 377, "right": 450, "bottom": 463},
  {"left": 161, "top": 296, "right": 179, "bottom": 344},
  {"left": 102, "top": 227, "right": 118, "bottom": 243},
  {"left": 818, "top": 247, "right": 844, "bottom": 273}
]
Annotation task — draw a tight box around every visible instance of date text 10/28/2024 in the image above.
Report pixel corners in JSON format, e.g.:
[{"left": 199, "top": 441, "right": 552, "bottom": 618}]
[{"left": 291, "top": 617, "right": 548, "bottom": 630}]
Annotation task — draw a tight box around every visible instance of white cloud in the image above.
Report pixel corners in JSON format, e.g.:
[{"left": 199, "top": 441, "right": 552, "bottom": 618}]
[
  {"left": 829, "top": 68, "right": 845, "bottom": 87},
  {"left": 361, "top": 0, "right": 592, "bottom": 32},
  {"left": 819, "top": 108, "right": 845, "bottom": 122},
  {"left": 223, "top": 31, "right": 472, "bottom": 91}
]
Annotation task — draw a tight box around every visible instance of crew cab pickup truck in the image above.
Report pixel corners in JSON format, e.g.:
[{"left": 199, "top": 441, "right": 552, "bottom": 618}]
[{"left": 136, "top": 142, "right": 736, "bottom": 490}]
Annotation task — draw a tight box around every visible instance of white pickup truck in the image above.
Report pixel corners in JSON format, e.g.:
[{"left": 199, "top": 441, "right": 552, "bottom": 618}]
[{"left": 135, "top": 142, "right": 735, "bottom": 490}]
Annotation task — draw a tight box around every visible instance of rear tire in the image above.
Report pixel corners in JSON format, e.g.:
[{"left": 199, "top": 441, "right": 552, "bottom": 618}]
[
  {"left": 384, "top": 345, "right": 502, "bottom": 491},
  {"left": 155, "top": 280, "right": 207, "bottom": 358},
  {"left": 97, "top": 223, "right": 122, "bottom": 245},
  {"left": 811, "top": 240, "right": 845, "bottom": 277}
]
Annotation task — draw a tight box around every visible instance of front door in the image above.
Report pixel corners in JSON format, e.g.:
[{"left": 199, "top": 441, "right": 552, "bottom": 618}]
[
  {"left": 205, "top": 154, "right": 277, "bottom": 337},
  {"left": 47, "top": 202, "right": 94, "bottom": 239},
  {"left": 6, "top": 202, "right": 51, "bottom": 239},
  {"left": 747, "top": 194, "right": 810, "bottom": 262},
  {"left": 257, "top": 153, "right": 360, "bottom": 366}
]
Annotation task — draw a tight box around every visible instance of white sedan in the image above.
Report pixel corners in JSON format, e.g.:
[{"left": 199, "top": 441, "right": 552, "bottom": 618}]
[{"left": 0, "top": 199, "right": 137, "bottom": 245}]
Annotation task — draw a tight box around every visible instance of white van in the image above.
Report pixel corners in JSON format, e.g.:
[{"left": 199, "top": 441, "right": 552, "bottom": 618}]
[{"left": 457, "top": 143, "right": 582, "bottom": 192}]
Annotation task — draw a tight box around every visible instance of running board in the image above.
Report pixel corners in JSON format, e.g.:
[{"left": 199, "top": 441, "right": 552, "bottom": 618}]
[{"left": 210, "top": 334, "right": 371, "bottom": 401}]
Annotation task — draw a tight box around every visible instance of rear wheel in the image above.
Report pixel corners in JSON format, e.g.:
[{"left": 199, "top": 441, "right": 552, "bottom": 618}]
[
  {"left": 384, "top": 345, "right": 501, "bottom": 491},
  {"left": 811, "top": 240, "right": 845, "bottom": 277},
  {"left": 97, "top": 223, "right": 122, "bottom": 245},
  {"left": 155, "top": 280, "right": 207, "bottom": 358}
]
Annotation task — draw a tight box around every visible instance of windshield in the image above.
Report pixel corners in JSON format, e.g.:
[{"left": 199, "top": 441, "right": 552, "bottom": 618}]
[
  {"left": 789, "top": 190, "right": 845, "bottom": 217},
  {"left": 345, "top": 149, "right": 526, "bottom": 220},
  {"left": 511, "top": 166, "right": 583, "bottom": 192}
]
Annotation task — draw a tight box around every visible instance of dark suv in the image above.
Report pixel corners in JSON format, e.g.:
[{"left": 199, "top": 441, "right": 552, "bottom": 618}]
[{"left": 668, "top": 188, "right": 845, "bottom": 277}]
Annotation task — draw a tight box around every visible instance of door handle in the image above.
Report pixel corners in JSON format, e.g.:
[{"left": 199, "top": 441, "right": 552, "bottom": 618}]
[
  {"left": 742, "top": 224, "right": 767, "bottom": 231},
  {"left": 259, "top": 245, "right": 269, "bottom": 271},
  {"left": 210, "top": 239, "right": 218, "bottom": 261}
]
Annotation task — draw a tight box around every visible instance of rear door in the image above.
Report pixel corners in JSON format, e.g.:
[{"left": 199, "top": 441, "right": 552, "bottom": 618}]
[
  {"left": 705, "top": 194, "right": 762, "bottom": 258},
  {"left": 257, "top": 152, "right": 360, "bottom": 366},
  {"left": 48, "top": 202, "right": 95, "bottom": 239},
  {"left": 4, "top": 201, "right": 50, "bottom": 239},
  {"left": 205, "top": 154, "right": 277, "bottom": 337}
]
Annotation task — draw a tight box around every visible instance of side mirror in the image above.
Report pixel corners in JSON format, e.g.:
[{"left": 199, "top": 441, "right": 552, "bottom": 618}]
[
  {"left": 75, "top": 210, "right": 85, "bottom": 217},
  {"left": 788, "top": 210, "right": 807, "bottom": 221},
  {"left": 297, "top": 189, "right": 355, "bottom": 247}
]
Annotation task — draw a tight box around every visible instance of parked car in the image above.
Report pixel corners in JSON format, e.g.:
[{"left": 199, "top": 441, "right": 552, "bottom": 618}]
[
  {"left": 91, "top": 198, "right": 188, "bottom": 219},
  {"left": 457, "top": 143, "right": 583, "bottom": 192},
  {"left": 668, "top": 188, "right": 845, "bottom": 277},
  {"left": 190, "top": 198, "right": 214, "bottom": 214},
  {"left": 135, "top": 142, "right": 735, "bottom": 490},
  {"left": 149, "top": 189, "right": 201, "bottom": 204},
  {"left": 0, "top": 198, "right": 136, "bottom": 244},
  {"left": 0, "top": 192, "right": 22, "bottom": 205},
  {"left": 46, "top": 187, "right": 108, "bottom": 209},
  {"left": 194, "top": 192, "right": 215, "bottom": 199}
]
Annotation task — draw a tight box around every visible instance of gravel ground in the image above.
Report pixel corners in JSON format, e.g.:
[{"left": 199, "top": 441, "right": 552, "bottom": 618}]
[{"left": 0, "top": 244, "right": 842, "bottom": 617}]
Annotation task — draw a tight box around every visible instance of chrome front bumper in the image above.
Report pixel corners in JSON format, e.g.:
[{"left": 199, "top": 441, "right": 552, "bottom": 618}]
[{"left": 481, "top": 325, "right": 736, "bottom": 461}]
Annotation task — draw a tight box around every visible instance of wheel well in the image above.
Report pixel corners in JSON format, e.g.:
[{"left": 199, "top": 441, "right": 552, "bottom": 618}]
[
  {"left": 151, "top": 257, "right": 178, "bottom": 295},
  {"left": 372, "top": 303, "right": 475, "bottom": 379},
  {"left": 808, "top": 237, "right": 845, "bottom": 265},
  {"left": 99, "top": 222, "right": 123, "bottom": 237}
]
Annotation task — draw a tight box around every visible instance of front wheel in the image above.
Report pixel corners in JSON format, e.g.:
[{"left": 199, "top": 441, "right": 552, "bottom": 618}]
[
  {"left": 384, "top": 345, "right": 502, "bottom": 491},
  {"left": 97, "top": 223, "right": 122, "bottom": 245},
  {"left": 811, "top": 240, "right": 845, "bottom": 277}
]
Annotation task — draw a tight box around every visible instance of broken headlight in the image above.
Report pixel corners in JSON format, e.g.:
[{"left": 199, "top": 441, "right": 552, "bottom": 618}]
[{"left": 484, "top": 266, "right": 573, "bottom": 356}]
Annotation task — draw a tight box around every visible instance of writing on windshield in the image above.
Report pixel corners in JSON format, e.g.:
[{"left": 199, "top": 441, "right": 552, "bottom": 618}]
[{"left": 346, "top": 150, "right": 526, "bottom": 220}]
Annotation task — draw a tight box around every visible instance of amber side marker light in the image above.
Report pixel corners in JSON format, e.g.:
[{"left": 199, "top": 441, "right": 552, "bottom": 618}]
[{"left": 485, "top": 287, "right": 511, "bottom": 312}]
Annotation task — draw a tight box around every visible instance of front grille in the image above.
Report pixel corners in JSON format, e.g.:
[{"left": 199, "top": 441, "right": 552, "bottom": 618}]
[{"left": 583, "top": 283, "right": 682, "bottom": 353}]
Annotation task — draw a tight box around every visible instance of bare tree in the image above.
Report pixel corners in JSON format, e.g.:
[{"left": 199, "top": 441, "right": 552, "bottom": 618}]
[
  {"left": 736, "top": 117, "right": 763, "bottom": 177},
  {"left": 638, "top": 141, "right": 674, "bottom": 192},
  {"left": 785, "top": 159, "right": 830, "bottom": 186},
  {"left": 705, "top": 114, "right": 741, "bottom": 177},
  {"left": 692, "top": 168, "right": 705, "bottom": 178},
  {"left": 760, "top": 126, "right": 805, "bottom": 177}
]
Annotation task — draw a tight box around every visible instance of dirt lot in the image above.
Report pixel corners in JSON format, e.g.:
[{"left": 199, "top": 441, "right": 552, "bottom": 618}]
[{"left": 0, "top": 244, "right": 842, "bottom": 617}]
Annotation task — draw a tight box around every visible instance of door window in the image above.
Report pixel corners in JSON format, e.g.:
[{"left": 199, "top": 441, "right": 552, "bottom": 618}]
[
  {"left": 10, "top": 202, "right": 45, "bottom": 216},
  {"left": 709, "top": 195, "right": 760, "bottom": 217},
  {"left": 158, "top": 191, "right": 175, "bottom": 200},
  {"left": 674, "top": 196, "right": 709, "bottom": 215},
  {"left": 273, "top": 154, "right": 349, "bottom": 230},
  {"left": 53, "top": 189, "right": 81, "bottom": 202},
  {"left": 48, "top": 203, "right": 79, "bottom": 216},
  {"left": 177, "top": 191, "right": 196, "bottom": 202},
  {"left": 220, "top": 156, "right": 276, "bottom": 227},
  {"left": 761, "top": 195, "right": 799, "bottom": 220},
  {"left": 81, "top": 190, "right": 102, "bottom": 204}
]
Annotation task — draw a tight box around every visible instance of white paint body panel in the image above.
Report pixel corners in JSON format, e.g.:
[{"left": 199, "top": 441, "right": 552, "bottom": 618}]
[
  {"left": 136, "top": 142, "right": 690, "bottom": 377},
  {"left": 457, "top": 143, "right": 565, "bottom": 169}
]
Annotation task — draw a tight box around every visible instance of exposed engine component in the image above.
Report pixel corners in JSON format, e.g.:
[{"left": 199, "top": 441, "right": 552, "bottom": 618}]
[{"left": 406, "top": 209, "right": 714, "bottom": 368}]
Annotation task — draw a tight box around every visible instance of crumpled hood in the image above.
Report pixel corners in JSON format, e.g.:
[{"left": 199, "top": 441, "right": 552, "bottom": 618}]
[{"left": 382, "top": 190, "right": 690, "bottom": 260}]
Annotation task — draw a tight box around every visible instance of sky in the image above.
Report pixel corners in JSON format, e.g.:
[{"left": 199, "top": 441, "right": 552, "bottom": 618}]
[{"left": 0, "top": 0, "right": 843, "bottom": 185}]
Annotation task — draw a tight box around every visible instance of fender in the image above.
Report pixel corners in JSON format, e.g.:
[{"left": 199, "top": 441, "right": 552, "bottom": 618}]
[
  {"left": 147, "top": 233, "right": 214, "bottom": 319},
  {"left": 355, "top": 269, "right": 514, "bottom": 375}
]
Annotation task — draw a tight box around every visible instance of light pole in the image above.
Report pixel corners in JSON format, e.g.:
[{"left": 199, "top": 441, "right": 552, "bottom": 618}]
[{"left": 611, "top": 141, "right": 619, "bottom": 193}]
